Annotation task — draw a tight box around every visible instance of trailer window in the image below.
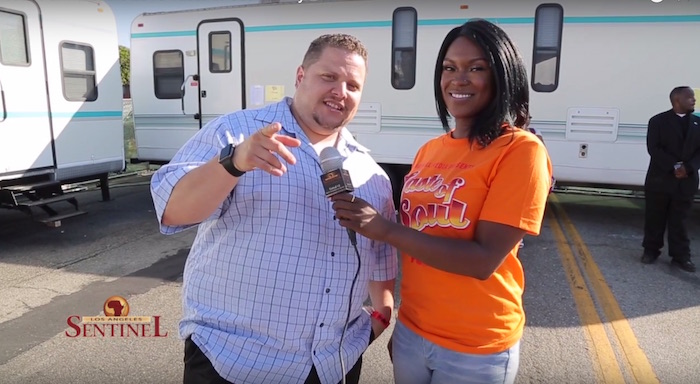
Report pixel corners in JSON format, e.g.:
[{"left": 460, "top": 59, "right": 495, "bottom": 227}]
[
  {"left": 60, "top": 42, "right": 97, "bottom": 101},
  {"left": 532, "top": 4, "right": 563, "bottom": 93},
  {"left": 153, "top": 50, "right": 184, "bottom": 99},
  {"left": 391, "top": 7, "right": 417, "bottom": 90},
  {"left": 0, "top": 10, "right": 29, "bottom": 66},
  {"left": 209, "top": 31, "right": 231, "bottom": 73}
]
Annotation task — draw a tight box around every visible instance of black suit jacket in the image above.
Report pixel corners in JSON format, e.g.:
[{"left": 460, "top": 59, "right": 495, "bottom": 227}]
[{"left": 644, "top": 109, "right": 700, "bottom": 197}]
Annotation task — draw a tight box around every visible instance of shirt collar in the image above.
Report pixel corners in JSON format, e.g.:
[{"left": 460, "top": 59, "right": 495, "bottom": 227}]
[
  {"left": 253, "top": 97, "right": 301, "bottom": 138},
  {"left": 337, "top": 128, "right": 370, "bottom": 155},
  {"left": 253, "top": 97, "right": 370, "bottom": 155}
]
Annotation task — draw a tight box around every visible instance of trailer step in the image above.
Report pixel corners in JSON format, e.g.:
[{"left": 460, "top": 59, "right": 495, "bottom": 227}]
[
  {"left": 36, "top": 210, "right": 88, "bottom": 227},
  {"left": 2, "top": 180, "right": 61, "bottom": 192},
  {"left": 1, "top": 186, "right": 84, "bottom": 226},
  {"left": 1, "top": 173, "right": 113, "bottom": 226},
  {"left": 16, "top": 194, "right": 77, "bottom": 207}
]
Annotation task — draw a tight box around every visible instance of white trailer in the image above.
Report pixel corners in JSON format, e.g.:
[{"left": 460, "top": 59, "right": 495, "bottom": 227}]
[
  {"left": 0, "top": 0, "right": 124, "bottom": 223},
  {"left": 129, "top": 0, "right": 700, "bottom": 200}
]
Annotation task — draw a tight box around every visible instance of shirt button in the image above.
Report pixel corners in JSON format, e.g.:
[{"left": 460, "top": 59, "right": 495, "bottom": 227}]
[
  {"left": 331, "top": 252, "right": 335, "bottom": 257},
  {"left": 325, "top": 288, "right": 330, "bottom": 293},
  {"left": 320, "top": 323, "right": 325, "bottom": 328}
]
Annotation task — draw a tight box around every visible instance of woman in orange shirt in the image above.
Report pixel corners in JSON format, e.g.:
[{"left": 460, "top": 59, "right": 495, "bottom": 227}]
[{"left": 332, "top": 19, "right": 552, "bottom": 384}]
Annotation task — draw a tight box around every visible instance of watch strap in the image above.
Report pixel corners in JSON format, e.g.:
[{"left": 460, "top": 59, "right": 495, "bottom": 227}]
[{"left": 220, "top": 145, "right": 246, "bottom": 177}]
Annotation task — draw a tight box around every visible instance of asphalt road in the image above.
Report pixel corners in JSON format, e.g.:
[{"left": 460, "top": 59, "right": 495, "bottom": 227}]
[{"left": 1, "top": 173, "right": 699, "bottom": 383}]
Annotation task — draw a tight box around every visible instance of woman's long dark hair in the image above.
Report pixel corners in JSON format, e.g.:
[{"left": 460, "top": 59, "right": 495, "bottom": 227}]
[{"left": 434, "top": 19, "right": 530, "bottom": 147}]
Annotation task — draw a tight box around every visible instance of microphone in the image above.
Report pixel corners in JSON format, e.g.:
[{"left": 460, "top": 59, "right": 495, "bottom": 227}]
[{"left": 319, "top": 146, "right": 357, "bottom": 246}]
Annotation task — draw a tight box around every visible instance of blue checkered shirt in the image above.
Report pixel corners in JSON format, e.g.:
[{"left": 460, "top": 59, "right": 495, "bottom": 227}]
[{"left": 151, "top": 98, "right": 398, "bottom": 384}]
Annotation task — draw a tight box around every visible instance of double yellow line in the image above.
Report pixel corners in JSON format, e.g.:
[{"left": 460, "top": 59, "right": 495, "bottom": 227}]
[{"left": 547, "top": 194, "right": 658, "bottom": 384}]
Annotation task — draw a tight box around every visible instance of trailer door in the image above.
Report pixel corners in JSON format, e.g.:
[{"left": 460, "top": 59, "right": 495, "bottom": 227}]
[
  {"left": 197, "top": 19, "right": 244, "bottom": 125},
  {"left": 0, "top": 1, "right": 54, "bottom": 176}
]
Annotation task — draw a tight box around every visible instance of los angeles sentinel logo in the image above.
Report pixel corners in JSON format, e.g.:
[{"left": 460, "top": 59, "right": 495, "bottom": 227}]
[{"left": 65, "top": 296, "right": 168, "bottom": 338}]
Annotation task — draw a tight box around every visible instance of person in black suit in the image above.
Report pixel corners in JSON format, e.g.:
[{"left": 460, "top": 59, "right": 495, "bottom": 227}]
[{"left": 641, "top": 86, "right": 700, "bottom": 272}]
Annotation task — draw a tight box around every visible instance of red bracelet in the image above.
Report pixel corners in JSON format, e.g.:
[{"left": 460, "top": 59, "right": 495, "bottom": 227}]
[{"left": 370, "top": 310, "right": 390, "bottom": 327}]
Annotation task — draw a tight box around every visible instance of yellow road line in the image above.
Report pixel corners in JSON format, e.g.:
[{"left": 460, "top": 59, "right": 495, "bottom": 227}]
[
  {"left": 550, "top": 195, "right": 659, "bottom": 384},
  {"left": 547, "top": 209, "right": 625, "bottom": 384}
]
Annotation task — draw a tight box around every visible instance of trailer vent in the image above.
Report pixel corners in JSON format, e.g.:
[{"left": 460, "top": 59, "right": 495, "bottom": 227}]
[
  {"left": 347, "top": 102, "right": 381, "bottom": 133},
  {"left": 565, "top": 107, "right": 619, "bottom": 142}
]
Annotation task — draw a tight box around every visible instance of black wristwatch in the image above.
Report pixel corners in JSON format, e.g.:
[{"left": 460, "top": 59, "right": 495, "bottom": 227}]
[{"left": 218, "top": 144, "right": 246, "bottom": 177}]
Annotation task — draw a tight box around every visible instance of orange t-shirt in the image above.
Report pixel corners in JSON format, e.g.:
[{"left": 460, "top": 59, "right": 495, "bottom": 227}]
[{"left": 398, "top": 128, "right": 552, "bottom": 354}]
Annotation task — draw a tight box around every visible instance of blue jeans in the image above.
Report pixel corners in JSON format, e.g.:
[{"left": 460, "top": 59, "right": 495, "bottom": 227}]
[{"left": 392, "top": 320, "right": 520, "bottom": 384}]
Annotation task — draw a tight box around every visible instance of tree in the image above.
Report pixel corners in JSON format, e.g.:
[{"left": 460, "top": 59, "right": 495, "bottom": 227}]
[{"left": 119, "top": 45, "right": 130, "bottom": 86}]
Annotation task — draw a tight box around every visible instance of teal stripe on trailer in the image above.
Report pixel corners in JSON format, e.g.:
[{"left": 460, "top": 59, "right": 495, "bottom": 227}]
[
  {"left": 63, "top": 111, "right": 123, "bottom": 118},
  {"left": 564, "top": 14, "right": 700, "bottom": 23},
  {"left": 131, "top": 30, "right": 196, "bottom": 38},
  {"left": 6, "top": 111, "right": 122, "bottom": 118},
  {"left": 131, "top": 14, "right": 700, "bottom": 39},
  {"left": 246, "top": 20, "right": 390, "bottom": 32}
]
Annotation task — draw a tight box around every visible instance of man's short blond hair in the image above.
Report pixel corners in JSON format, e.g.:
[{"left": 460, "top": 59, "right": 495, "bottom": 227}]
[{"left": 301, "top": 34, "right": 368, "bottom": 68}]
